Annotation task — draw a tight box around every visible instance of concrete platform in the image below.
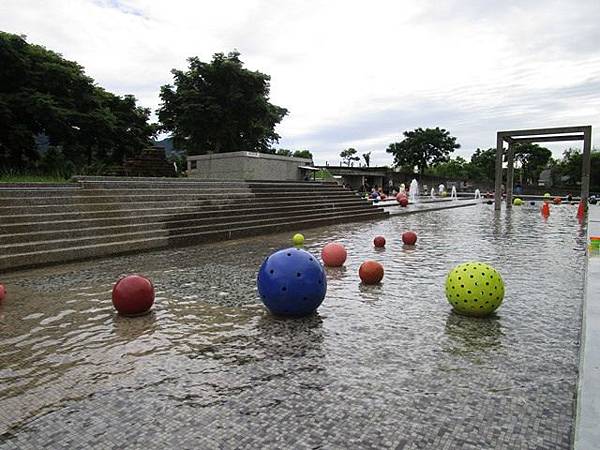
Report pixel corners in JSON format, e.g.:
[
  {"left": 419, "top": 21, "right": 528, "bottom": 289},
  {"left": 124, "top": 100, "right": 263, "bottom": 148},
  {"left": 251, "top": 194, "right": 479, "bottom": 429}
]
[{"left": 575, "top": 204, "right": 600, "bottom": 449}]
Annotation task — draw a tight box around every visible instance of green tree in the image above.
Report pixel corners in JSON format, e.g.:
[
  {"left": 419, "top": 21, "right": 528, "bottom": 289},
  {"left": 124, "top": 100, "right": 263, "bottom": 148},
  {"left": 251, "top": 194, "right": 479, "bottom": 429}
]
[
  {"left": 158, "top": 51, "right": 288, "bottom": 155},
  {"left": 470, "top": 147, "right": 497, "bottom": 181},
  {"left": 292, "top": 149, "right": 313, "bottom": 159},
  {"left": 340, "top": 147, "right": 359, "bottom": 166},
  {"left": 0, "top": 32, "right": 154, "bottom": 171},
  {"left": 275, "top": 149, "right": 293, "bottom": 157},
  {"left": 429, "top": 156, "right": 469, "bottom": 179},
  {"left": 513, "top": 143, "right": 552, "bottom": 184},
  {"left": 362, "top": 151, "right": 371, "bottom": 167},
  {"left": 553, "top": 148, "right": 600, "bottom": 190},
  {"left": 386, "top": 127, "right": 460, "bottom": 174}
]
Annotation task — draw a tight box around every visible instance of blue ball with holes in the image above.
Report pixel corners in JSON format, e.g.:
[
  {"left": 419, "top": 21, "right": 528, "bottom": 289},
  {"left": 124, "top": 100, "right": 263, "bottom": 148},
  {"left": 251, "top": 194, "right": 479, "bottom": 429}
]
[{"left": 257, "top": 247, "right": 327, "bottom": 317}]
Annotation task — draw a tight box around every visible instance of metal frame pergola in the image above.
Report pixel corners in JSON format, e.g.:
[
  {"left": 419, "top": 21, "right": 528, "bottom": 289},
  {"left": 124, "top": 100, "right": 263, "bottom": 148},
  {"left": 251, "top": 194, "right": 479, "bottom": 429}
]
[{"left": 494, "top": 125, "right": 593, "bottom": 210}]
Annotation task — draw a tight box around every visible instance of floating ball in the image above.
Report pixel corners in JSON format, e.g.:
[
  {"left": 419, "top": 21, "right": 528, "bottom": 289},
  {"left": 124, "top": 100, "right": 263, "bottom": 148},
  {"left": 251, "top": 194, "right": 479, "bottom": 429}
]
[
  {"left": 373, "top": 236, "right": 386, "bottom": 248},
  {"left": 553, "top": 197, "right": 562, "bottom": 205},
  {"left": 486, "top": 200, "right": 493, "bottom": 205},
  {"left": 257, "top": 247, "right": 327, "bottom": 316},
  {"left": 396, "top": 193, "right": 406, "bottom": 203},
  {"left": 359, "top": 260, "right": 384, "bottom": 284},
  {"left": 292, "top": 233, "right": 305, "bottom": 246},
  {"left": 530, "top": 201, "right": 536, "bottom": 206},
  {"left": 0, "top": 284, "right": 5, "bottom": 302},
  {"left": 321, "top": 242, "right": 347, "bottom": 267},
  {"left": 112, "top": 275, "right": 155, "bottom": 316},
  {"left": 445, "top": 262, "right": 505, "bottom": 317},
  {"left": 373, "top": 197, "right": 379, "bottom": 203},
  {"left": 513, "top": 198, "right": 523, "bottom": 206},
  {"left": 402, "top": 231, "right": 418, "bottom": 245},
  {"left": 398, "top": 197, "right": 409, "bottom": 207}
]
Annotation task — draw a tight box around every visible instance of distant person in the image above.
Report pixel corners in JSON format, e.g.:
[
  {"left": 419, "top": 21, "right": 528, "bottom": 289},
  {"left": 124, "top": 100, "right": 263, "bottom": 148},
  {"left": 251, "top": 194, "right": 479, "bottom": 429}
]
[
  {"left": 438, "top": 183, "right": 445, "bottom": 194},
  {"left": 388, "top": 179, "right": 394, "bottom": 195}
]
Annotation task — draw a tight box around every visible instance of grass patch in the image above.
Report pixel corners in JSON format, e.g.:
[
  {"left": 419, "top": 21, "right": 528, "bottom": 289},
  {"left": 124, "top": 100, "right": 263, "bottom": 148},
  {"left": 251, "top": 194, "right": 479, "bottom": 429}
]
[{"left": 0, "top": 172, "right": 72, "bottom": 184}]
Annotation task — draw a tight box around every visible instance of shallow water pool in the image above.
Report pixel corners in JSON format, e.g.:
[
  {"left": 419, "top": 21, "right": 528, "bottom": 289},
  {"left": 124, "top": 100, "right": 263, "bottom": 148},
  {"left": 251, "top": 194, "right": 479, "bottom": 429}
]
[{"left": 0, "top": 203, "right": 587, "bottom": 449}]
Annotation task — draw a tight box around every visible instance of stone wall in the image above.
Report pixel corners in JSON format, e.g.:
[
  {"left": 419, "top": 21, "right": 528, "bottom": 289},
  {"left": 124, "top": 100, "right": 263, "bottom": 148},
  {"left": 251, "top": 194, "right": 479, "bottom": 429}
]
[{"left": 186, "top": 152, "right": 313, "bottom": 181}]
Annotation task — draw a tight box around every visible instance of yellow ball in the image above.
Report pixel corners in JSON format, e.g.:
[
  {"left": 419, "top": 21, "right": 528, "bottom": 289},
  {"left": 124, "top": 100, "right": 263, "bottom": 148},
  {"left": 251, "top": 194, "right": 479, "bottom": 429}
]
[
  {"left": 292, "top": 233, "right": 305, "bottom": 246},
  {"left": 445, "top": 262, "right": 505, "bottom": 317},
  {"left": 513, "top": 198, "right": 523, "bottom": 206}
]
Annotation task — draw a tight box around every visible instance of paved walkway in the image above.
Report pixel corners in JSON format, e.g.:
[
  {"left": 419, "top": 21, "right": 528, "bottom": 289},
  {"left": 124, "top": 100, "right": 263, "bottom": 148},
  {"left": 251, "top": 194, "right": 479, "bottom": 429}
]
[{"left": 575, "top": 204, "right": 600, "bottom": 449}]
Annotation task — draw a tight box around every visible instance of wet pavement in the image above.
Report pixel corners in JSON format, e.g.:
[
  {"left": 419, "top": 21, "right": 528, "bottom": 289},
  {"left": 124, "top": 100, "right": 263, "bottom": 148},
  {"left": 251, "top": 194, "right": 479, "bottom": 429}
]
[{"left": 0, "top": 203, "right": 587, "bottom": 449}]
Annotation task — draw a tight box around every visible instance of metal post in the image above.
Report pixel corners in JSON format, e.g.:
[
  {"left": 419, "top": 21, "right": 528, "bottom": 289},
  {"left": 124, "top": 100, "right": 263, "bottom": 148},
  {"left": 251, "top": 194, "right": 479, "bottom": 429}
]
[
  {"left": 494, "top": 133, "right": 504, "bottom": 210},
  {"left": 506, "top": 144, "right": 514, "bottom": 208},
  {"left": 581, "top": 126, "right": 592, "bottom": 203}
]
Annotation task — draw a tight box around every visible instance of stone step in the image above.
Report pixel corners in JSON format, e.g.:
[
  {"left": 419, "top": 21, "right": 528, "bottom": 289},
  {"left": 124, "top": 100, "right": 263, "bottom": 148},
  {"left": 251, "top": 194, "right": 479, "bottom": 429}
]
[
  {"left": 0, "top": 184, "right": 345, "bottom": 198},
  {"left": 0, "top": 199, "right": 374, "bottom": 233},
  {"left": 0, "top": 191, "right": 360, "bottom": 215},
  {"left": 0, "top": 187, "right": 350, "bottom": 205},
  {"left": 0, "top": 207, "right": 385, "bottom": 255},
  {"left": 0, "top": 209, "right": 386, "bottom": 272},
  {"left": 1, "top": 203, "right": 378, "bottom": 243},
  {"left": 0, "top": 197, "right": 370, "bottom": 225}
]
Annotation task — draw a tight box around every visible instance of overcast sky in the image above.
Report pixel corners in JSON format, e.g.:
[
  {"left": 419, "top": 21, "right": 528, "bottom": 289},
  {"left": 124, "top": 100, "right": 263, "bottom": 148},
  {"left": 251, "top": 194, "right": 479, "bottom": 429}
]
[{"left": 2, "top": 0, "right": 600, "bottom": 165}]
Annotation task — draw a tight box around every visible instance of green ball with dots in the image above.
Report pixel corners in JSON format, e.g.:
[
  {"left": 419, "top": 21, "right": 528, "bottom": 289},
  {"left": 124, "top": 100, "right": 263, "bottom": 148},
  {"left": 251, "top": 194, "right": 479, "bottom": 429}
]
[{"left": 445, "top": 262, "right": 505, "bottom": 317}]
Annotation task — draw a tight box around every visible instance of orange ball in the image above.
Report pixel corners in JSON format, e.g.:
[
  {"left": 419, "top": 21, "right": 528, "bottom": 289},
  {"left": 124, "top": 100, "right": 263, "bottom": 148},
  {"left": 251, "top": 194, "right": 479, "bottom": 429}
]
[
  {"left": 359, "top": 260, "right": 384, "bottom": 284},
  {"left": 402, "top": 231, "right": 418, "bottom": 245},
  {"left": 321, "top": 242, "right": 347, "bottom": 267}
]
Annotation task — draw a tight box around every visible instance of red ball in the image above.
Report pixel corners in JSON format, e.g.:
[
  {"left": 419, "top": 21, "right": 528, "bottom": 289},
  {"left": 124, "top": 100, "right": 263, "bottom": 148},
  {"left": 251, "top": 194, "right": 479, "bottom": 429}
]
[
  {"left": 321, "top": 242, "right": 347, "bottom": 267},
  {"left": 112, "top": 275, "right": 155, "bottom": 316},
  {"left": 553, "top": 197, "right": 562, "bottom": 204},
  {"left": 373, "top": 236, "right": 386, "bottom": 248},
  {"left": 402, "top": 231, "right": 418, "bottom": 245},
  {"left": 359, "top": 260, "right": 384, "bottom": 284},
  {"left": 0, "top": 284, "right": 5, "bottom": 302},
  {"left": 398, "top": 197, "right": 409, "bottom": 207},
  {"left": 396, "top": 192, "right": 406, "bottom": 203}
]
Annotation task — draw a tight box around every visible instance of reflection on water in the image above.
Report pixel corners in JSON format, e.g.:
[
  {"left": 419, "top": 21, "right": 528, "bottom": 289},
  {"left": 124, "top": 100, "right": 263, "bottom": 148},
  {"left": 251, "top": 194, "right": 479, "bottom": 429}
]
[{"left": 0, "top": 205, "right": 587, "bottom": 449}]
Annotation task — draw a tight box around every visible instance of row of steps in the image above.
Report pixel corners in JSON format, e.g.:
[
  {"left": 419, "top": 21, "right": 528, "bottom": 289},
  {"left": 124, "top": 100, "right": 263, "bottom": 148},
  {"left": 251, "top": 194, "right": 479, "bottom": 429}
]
[{"left": 0, "top": 177, "right": 388, "bottom": 271}]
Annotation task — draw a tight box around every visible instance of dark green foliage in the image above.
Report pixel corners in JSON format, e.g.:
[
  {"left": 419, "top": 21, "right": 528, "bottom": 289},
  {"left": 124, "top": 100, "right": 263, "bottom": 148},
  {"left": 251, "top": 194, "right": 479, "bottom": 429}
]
[
  {"left": 340, "top": 147, "right": 359, "bottom": 166},
  {"left": 386, "top": 127, "right": 460, "bottom": 174},
  {"left": 157, "top": 51, "right": 288, "bottom": 155},
  {"left": 276, "top": 149, "right": 293, "bottom": 157},
  {"left": 553, "top": 148, "right": 600, "bottom": 191},
  {"left": 512, "top": 143, "right": 552, "bottom": 185},
  {"left": 292, "top": 149, "right": 313, "bottom": 159},
  {"left": 469, "top": 147, "right": 497, "bottom": 181},
  {"left": 0, "top": 32, "right": 155, "bottom": 172}
]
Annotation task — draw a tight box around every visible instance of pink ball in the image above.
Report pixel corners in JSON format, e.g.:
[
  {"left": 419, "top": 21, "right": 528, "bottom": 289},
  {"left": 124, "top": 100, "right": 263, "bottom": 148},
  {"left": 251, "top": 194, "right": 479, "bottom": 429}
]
[
  {"left": 321, "top": 243, "right": 347, "bottom": 267},
  {"left": 396, "top": 192, "right": 407, "bottom": 203},
  {"left": 398, "top": 197, "right": 409, "bottom": 207},
  {"left": 0, "top": 284, "right": 5, "bottom": 302},
  {"left": 402, "top": 231, "right": 418, "bottom": 245},
  {"left": 373, "top": 236, "right": 386, "bottom": 248},
  {"left": 112, "top": 275, "right": 155, "bottom": 316}
]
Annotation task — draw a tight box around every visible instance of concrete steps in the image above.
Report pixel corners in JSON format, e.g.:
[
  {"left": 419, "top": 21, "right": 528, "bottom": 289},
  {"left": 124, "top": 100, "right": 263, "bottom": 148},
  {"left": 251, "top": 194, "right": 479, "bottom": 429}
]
[{"left": 0, "top": 177, "right": 387, "bottom": 271}]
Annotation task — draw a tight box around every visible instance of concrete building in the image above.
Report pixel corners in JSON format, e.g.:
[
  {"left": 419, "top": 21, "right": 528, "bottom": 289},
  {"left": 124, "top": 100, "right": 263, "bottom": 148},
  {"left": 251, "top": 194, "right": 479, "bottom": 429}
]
[{"left": 186, "top": 151, "right": 317, "bottom": 181}]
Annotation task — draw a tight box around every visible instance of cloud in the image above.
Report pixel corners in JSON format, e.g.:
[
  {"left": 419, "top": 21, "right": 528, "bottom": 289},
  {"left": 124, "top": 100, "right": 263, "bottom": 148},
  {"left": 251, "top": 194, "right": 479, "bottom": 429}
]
[{"left": 1, "top": 0, "right": 599, "bottom": 165}]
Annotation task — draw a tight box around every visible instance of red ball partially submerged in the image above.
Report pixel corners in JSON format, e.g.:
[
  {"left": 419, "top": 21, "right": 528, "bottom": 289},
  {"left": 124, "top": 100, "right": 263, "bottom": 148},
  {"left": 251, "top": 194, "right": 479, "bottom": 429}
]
[
  {"left": 0, "top": 284, "right": 5, "bottom": 302},
  {"left": 402, "top": 231, "right": 418, "bottom": 245},
  {"left": 373, "top": 236, "right": 386, "bottom": 248},
  {"left": 359, "top": 260, "right": 384, "bottom": 284},
  {"left": 112, "top": 275, "right": 155, "bottom": 316},
  {"left": 321, "top": 242, "right": 347, "bottom": 267}
]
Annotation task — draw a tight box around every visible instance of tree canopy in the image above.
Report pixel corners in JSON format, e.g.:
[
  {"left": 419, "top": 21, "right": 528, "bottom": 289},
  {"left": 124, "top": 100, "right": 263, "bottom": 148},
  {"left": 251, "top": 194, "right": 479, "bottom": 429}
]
[
  {"left": 386, "top": 127, "right": 460, "bottom": 174},
  {"left": 340, "top": 147, "right": 359, "bottom": 166},
  {"left": 513, "top": 143, "right": 552, "bottom": 185},
  {"left": 157, "top": 51, "right": 288, "bottom": 155},
  {"left": 0, "top": 32, "right": 154, "bottom": 172}
]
